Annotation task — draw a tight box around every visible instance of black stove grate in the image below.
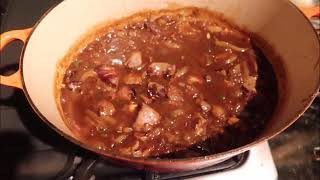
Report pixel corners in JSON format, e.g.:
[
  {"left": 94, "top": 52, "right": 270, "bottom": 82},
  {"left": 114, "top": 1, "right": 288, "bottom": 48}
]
[{"left": 72, "top": 152, "right": 248, "bottom": 180}]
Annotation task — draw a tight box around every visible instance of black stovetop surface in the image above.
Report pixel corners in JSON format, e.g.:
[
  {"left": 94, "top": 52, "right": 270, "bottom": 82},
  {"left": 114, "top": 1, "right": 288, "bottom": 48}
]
[{"left": 1, "top": 1, "right": 319, "bottom": 180}]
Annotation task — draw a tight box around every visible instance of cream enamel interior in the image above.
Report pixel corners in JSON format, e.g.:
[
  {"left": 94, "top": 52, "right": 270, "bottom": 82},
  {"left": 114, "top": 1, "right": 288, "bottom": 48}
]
[{"left": 22, "top": 0, "right": 319, "bottom": 144}]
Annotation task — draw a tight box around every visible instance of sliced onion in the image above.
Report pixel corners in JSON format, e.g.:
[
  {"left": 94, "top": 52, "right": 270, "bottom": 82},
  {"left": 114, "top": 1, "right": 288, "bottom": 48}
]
[
  {"left": 187, "top": 75, "right": 203, "bottom": 84},
  {"left": 132, "top": 140, "right": 140, "bottom": 151},
  {"left": 208, "top": 25, "right": 223, "bottom": 33},
  {"left": 67, "top": 81, "right": 82, "bottom": 91},
  {"left": 103, "top": 116, "right": 116, "bottom": 125},
  {"left": 215, "top": 39, "right": 247, "bottom": 52},
  {"left": 200, "top": 100, "right": 211, "bottom": 112},
  {"left": 85, "top": 109, "right": 98, "bottom": 119},
  {"left": 111, "top": 58, "right": 123, "bottom": 66},
  {"left": 164, "top": 40, "right": 181, "bottom": 49},
  {"left": 141, "top": 148, "right": 152, "bottom": 157},
  {"left": 171, "top": 109, "right": 185, "bottom": 118},
  {"left": 225, "top": 55, "right": 238, "bottom": 64},
  {"left": 211, "top": 105, "right": 226, "bottom": 118},
  {"left": 175, "top": 66, "right": 189, "bottom": 78},
  {"left": 80, "top": 70, "right": 97, "bottom": 82},
  {"left": 84, "top": 109, "right": 106, "bottom": 127},
  {"left": 115, "top": 134, "right": 128, "bottom": 143},
  {"left": 123, "top": 127, "right": 133, "bottom": 133},
  {"left": 243, "top": 76, "right": 257, "bottom": 92},
  {"left": 148, "top": 63, "right": 176, "bottom": 77},
  {"left": 126, "top": 51, "right": 142, "bottom": 69},
  {"left": 228, "top": 116, "right": 239, "bottom": 125}
]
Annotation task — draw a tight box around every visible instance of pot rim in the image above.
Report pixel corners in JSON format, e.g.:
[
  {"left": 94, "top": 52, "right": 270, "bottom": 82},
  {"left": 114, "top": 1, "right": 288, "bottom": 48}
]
[{"left": 18, "top": 0, "right": 320, "bottom": 165}]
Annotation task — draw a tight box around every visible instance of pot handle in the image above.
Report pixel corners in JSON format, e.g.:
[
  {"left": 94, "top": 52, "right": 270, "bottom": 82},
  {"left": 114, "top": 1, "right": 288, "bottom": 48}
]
[
  {"left": 301, "top": 6, "right": 320, "bottom": 97},
  {"left": 0, "top": 28, "right": 32, "bottom": 89},
  {"left": 300, "top": 6, "right": 320, "bottom": 19}
]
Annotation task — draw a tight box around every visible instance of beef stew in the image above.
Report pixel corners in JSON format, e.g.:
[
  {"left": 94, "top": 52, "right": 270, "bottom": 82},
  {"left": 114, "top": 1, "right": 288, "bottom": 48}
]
[{"left": 58, "top": 8, "right": 277, "bottom": 158}]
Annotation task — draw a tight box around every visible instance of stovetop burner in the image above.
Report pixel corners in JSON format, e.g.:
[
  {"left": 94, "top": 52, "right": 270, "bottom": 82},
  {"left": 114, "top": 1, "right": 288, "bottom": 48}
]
[
  {"left": 73, "top": 153, "right": 248, "bottom": 180},
  {"left": 0, "top": 89, "right": 248, "bottom": 180}
]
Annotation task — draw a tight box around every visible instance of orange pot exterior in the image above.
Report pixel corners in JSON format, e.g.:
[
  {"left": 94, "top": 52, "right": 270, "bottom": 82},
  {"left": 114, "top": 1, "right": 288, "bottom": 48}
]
[{"left": 0, "top": 28, "right": 32, "bottom": 89}]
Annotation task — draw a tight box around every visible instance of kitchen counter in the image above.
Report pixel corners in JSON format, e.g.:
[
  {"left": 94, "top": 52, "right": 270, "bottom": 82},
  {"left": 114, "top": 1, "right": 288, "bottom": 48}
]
[{"left": 269, "top": 97, "right": 320, "bottom": 180}]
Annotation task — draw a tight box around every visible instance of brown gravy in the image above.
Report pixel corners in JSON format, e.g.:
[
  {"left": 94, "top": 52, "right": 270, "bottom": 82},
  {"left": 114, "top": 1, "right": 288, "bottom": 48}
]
[{"left": 57, "top": 8, "right": 278, "bottom": 158}]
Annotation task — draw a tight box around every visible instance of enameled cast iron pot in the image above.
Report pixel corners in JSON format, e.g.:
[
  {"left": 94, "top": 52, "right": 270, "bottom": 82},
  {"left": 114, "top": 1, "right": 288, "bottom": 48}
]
[{"left": 0, "top": 0, "right": 319, "bottom": 172}]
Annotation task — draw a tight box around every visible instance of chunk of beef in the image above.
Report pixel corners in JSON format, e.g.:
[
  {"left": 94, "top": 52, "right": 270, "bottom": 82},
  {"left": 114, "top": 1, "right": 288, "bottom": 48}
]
[
  {"left": 95, "top": 65, "right": 119, "bottom": 87},
  {"left": 133, "top": 104, "right": 161, "bottom": 132},
  {"left": 147, "top": 82, "right": 167, "bottom": 99},
  {"left": 126, "top": 51, "right": 142, "bottom": 69}
]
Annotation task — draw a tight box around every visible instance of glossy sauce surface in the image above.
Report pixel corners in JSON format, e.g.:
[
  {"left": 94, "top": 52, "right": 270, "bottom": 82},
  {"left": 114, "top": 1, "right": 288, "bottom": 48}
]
[{"left": 59, "top": 8, "right": 277, "bottom": 158}]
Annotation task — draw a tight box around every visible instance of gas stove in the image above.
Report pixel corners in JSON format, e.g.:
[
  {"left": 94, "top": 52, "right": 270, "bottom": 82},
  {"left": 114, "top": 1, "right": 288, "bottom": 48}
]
[{"left": 0, "top": 89, "right": 277, "bottom": 180}]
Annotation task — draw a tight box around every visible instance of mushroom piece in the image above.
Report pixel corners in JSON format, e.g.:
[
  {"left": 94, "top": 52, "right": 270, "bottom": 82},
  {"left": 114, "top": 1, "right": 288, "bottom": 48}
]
[
  {"left": 147, "top": 63, "right": 176, "bottom": 78},
  {"left": 126, "top": 51, "right": 142, "bottom": 69},
  {"left": 133, "top": 104, "right": 161, "bottom": 132},
  {"left": 95, "top": 65, "right": 119, "bottom": 87},
  {"left": 97, "top": 100, "right": 116, "bottom": 116},
  {"left": 147, "top": 82, "right": 167, "bottom": 99},
  {"left": 167, "top": 86, "right": 184, "bottom": 105}
]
